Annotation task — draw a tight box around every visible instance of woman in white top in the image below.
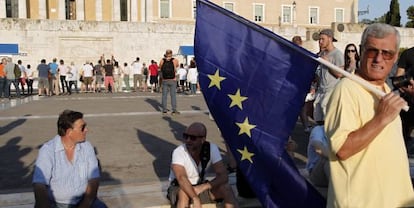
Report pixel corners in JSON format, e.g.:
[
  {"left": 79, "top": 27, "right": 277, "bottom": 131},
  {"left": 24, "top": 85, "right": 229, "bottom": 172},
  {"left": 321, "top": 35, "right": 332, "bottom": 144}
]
[
  {"left": 186, "top": 60, "right": 198, "bottom": 95},
  {"left": 25, "top": 64, "right": 34, "bottom": 95},
  {"left": 113, "top": 62, "right": 122, "bottom": 92},
  {"left": 121, "top": 62, "right": 131, "bottom": 92},
  {"left": 66, "top": 62, "right": 79, "bottom": 94}
]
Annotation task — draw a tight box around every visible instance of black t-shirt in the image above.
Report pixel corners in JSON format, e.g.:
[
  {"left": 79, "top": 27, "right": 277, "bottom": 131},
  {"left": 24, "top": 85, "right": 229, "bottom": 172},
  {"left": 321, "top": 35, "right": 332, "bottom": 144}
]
[
  {"left": 103, "top": 64, "right": 113, "bottom": 76},
  {"left": 398, "top": 47, "right": 414, "bottom": 75}
]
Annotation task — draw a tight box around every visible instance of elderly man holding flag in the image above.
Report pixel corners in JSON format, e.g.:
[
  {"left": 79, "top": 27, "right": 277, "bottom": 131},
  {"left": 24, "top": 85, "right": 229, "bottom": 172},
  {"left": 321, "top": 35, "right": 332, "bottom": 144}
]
[{"left": 325, "top": 23, "right": 414, "bottom": 207}]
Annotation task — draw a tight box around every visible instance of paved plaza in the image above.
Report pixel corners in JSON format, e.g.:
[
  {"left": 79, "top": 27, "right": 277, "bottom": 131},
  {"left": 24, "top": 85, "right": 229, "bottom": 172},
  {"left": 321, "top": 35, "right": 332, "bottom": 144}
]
[{"left": 0, "top": 91, "right": 310, "bottom": 207}]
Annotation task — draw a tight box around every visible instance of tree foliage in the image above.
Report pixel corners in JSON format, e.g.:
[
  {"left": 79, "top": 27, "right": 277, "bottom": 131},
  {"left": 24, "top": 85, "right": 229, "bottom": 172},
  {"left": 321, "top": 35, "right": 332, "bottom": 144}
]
[
  {"left": 406, "top": 6, "right": 414, "bottom": 28},
  {"left": 386, "top": 0, "right": 401, "bottom": 26}
]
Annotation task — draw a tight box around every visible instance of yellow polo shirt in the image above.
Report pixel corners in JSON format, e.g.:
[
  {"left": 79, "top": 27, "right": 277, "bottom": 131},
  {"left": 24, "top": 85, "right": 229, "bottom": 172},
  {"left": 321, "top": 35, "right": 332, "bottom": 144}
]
[{"left": 325, "top": 78, "right": 414, "bottom": 208}]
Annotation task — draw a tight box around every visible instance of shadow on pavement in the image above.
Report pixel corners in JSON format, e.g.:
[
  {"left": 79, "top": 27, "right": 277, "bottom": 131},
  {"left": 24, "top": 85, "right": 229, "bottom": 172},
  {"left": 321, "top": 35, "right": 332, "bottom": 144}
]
[
  {"left": 162, "top": 116, "right": 187, "bottom": 141},
  {"left": 0, "top": 136, "right": 33, "bottom": 192},
  {"left": 145, "top": 98, "right": 163, "bottom": 112},
  {"left": 136, "top": 129, "right": 177, "bottom": 180},
  {"left": 0, "top": 117, "right": 28, "bottom": 135}
]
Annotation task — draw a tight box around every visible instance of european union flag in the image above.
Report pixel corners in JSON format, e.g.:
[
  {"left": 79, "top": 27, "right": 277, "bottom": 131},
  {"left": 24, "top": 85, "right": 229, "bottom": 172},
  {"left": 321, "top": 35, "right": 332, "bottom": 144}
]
[{"left": 195, "top": 0, "right": 326, "bottom": 207}]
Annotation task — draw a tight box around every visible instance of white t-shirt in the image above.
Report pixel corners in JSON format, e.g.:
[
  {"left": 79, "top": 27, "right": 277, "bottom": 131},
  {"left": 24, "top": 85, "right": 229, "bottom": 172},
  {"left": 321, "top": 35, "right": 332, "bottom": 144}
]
[
  {"left": 177, "top": 68, "right": 187, "bottom": 80},
  {"left": 82, "top": 64, "right": 94, "bottom": 77},
  {"left": 66, "top": 65, "right": 78, "bottom": 81},
  {"left": 58, "top": 65, "right": 68, "bottom": 76},
  {"left": 131, "top": 61, "right": 141, "bottom": 75},
  {"left": 187, "top": 67, "right": 198, "bottom": 84},
  {"left": 169, "top": 143, "right": 222, "bottom": 185}
]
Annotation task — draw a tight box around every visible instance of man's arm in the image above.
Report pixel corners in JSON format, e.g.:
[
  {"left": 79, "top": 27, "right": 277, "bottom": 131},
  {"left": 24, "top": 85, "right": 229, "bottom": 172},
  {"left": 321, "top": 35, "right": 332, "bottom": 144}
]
[
  {"left": 158, "top": 59, "right": 164, "bottom": 69},
  {"left": 193, "top": 160, "right": 228, "bottom": 195},
  {"left": 33, "top": 183, "right": 51, "bottom": 208},
  {"left": 78, "top": 178, "right": 100, "bottom": 208},
  {"left": 396, "top": 67, "right": 406, "bottom": 76},
  {"left": 336, "top": 92, "right": 407, "bottom": 160},
  {"left": 171, "top": 164, "right": 201, "bottom": 205}
]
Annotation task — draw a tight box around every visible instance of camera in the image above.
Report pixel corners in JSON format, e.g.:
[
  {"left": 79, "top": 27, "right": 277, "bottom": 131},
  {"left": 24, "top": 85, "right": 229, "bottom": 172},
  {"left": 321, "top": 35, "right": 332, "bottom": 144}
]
[{"left": 391, "top": 69, "right": 413, "bottom": 89}]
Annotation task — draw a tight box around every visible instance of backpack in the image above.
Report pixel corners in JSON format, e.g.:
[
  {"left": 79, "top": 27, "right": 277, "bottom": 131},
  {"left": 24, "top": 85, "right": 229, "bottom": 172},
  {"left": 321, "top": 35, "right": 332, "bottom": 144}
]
[
  {"left": 143, "top": 67, "right": 148, "bottom": 76},
  {"left": 14, "top": 64, "right": 21, "bottom": 78},
  {"left": 161, "top": 58, "right": 175, "bottom": 79}
]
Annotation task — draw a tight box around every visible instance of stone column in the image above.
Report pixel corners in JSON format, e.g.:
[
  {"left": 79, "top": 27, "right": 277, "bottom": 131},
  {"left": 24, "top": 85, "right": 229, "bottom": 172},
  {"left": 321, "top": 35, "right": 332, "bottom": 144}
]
[
  {"left": 18, "top": 0, "right": 27, "bottom": 18},
  {"left": 0, "top": 0, "right": 6, "bottom": 18},
  {"left": 146, "top": 0, "right": 153, "bottom": 22},
  {"left": 113, "top": 0, "right": 120, "bottom": 21},
  {"left": 58, "top": 0, "right": 65, "bottom": 19},
  {"left": 96, "top": 0, "right": 102, "bottom": 21},
  {"left": 76, "top": 0, "right": 85, "bottom": 20},
  {"left": 39, "top": 0, "right": 47, "bottom": 19},
  {"left": 130, "top": 0, "right": 138, "bottom": 22}
]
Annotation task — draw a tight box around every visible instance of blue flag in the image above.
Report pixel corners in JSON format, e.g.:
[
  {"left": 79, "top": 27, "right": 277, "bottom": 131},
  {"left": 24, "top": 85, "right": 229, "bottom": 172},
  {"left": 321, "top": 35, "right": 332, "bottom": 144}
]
[{"left": 194, "top": 0, "right": 326, "bottom": 207}]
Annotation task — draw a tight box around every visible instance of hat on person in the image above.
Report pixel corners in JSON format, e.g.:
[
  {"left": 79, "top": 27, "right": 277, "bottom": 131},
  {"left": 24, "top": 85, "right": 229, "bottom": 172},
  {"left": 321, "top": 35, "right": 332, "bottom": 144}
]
[{"left": 319, "top": 29, "right": 337, "bottom": 42}]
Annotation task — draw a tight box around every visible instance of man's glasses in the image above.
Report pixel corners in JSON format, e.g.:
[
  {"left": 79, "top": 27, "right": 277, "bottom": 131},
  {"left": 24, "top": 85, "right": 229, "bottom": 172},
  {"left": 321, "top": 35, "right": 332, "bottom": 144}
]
[
  {"left": 73, "top": 123, "right": 87, "bottom": 132},
  {"left": 183, "top": 133, "right": 204, "bottom": 141},
  {"left": 346, "top": 49, "right": 356, "bottom": 53},
  {"left": 81, "top": 124, "right": 87, "bottom": 131},
  {"left": 364, "top": 47, "right": 395, "bottom": 60}
]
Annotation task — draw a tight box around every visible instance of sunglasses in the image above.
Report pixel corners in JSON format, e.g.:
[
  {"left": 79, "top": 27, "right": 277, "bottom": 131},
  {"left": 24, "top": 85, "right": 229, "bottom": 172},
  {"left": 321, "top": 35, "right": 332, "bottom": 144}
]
[
  {"left": 346, "top": 49, "right": 356, "bottom": 53},
  {"left": 364, "top": 47, "right": 395, "bottom": 60},
  {"left": 183, "top": 133, "right": 204, "bottom": 141},
  {"left": 73, "top": 123, "right": 87, "bottom": 132}
]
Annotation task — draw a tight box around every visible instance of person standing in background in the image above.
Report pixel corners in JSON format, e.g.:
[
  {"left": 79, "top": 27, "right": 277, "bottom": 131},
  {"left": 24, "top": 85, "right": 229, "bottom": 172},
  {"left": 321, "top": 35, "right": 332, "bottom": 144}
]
[
  {"left": 26, "top": 64, "right": 34, "bottom": 95},
  {"left": 343, "top": 43, "right": 360, "bottom": 74}
]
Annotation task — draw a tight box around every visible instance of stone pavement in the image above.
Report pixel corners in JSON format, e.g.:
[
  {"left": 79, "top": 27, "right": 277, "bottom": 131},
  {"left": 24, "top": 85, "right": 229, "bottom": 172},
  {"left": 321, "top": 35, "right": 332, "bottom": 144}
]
[{"left": 0, "top": 91, "right": 312, "bottom": 207}]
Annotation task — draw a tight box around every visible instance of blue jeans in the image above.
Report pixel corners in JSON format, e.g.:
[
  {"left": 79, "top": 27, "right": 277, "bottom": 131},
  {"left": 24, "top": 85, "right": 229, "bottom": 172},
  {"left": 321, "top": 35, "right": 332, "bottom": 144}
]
[
  {"left": 190, "top": 83, "right": 197, "bottom": 94},
  {"left": 5, "top": 79, "right": 20, "bottom": 98},
  {"left": 0, "top": 77, "right": 6, "bottom": 97},
  {"left": 162, "top": 79, "right": 177, "bottom": 112}
]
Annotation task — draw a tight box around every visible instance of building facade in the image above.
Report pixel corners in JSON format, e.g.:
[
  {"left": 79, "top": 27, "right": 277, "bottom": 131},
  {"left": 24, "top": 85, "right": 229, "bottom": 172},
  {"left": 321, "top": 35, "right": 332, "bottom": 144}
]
[{"left": 1, "top": 0, "right": 358, "bottom": 27}]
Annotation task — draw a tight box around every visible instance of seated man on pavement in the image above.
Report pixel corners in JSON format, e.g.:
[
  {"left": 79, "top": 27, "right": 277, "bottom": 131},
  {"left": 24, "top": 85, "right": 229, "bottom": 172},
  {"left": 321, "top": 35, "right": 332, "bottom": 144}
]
[
  {"left": 32, "top": 110, "right": 106, "bottom": 208},
  {"left": 167, "top": 122, "right": 239, "bottom": 208}
]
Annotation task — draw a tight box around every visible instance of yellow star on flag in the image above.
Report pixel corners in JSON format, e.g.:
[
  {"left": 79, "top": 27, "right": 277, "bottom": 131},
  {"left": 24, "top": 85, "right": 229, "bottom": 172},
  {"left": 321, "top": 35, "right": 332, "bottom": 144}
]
[
  {"left": 237, "top": 146, "right": 255, "bottom": 163},
  {"left": 228, "top": 89, "right": 248, "bottom": 109},
  {"left": 207, "top": 69, "right": 226, "bottom": 90},
  {"left": 236, "top": 117, "right": 256, "bottom": 138}
]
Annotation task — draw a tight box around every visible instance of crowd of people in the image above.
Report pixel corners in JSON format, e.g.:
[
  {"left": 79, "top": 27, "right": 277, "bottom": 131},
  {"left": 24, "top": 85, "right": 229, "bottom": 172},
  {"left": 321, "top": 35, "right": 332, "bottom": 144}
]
[
  {"left": 0, "top": 53, "right": 200, "bottom": 100},
  {"left": 21, "top": 23, "right": 414, "bottom": 208}
]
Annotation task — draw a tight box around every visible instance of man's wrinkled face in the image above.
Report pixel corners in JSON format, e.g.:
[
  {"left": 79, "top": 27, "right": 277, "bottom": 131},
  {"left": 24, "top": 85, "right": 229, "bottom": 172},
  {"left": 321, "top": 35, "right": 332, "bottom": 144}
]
[{"left": 359, "top": 35, "right": 398, "bottom": 85}]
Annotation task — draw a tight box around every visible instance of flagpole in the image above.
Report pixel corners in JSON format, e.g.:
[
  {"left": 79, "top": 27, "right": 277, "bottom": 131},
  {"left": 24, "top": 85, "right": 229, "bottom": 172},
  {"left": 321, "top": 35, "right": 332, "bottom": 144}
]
[{"left": 315, "top": 57, "right": 409, "bottom": 112}]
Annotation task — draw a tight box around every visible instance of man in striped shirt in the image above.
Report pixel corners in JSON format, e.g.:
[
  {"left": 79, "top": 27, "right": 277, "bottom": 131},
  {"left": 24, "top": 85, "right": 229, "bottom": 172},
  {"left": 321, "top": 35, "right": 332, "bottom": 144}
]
[{"left": 32, "top": 110, "right": 106, "bottom": 207}]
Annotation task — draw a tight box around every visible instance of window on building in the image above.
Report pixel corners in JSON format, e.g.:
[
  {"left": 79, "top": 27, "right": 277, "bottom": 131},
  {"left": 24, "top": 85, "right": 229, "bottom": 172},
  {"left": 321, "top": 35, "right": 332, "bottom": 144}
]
[
  {"left": 282, "top": 5, "right": 292, "bottom": 24},
  {"left": 65, "top": 0, "right": 76, "bottom": 20},
  {"left": 309, "top": 7, "right": 319, "bottom": 24},
  {"left": 224, "top": 2, "right": 234, "bottom": 12},
  {"left": 6, "top": 0, "right": 18, "bottom": 18},
  {"left": 254, "top": 4, "right": 264, "bottom": 22},
  {"left": 121, "top": 0, "right": 128, "bottom": 21},
  {"left": 160, "top": 0, "right": 170, "bottom": 18},
  {"left": 335, "top": 8, "right": 344, "bottom": 23}
]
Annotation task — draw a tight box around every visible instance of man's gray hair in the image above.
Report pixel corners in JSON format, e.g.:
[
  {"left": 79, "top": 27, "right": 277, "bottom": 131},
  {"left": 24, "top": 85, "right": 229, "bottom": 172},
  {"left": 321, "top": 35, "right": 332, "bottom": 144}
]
[{"left": 360, "top": 23, "right": 400, "bottom": 53}]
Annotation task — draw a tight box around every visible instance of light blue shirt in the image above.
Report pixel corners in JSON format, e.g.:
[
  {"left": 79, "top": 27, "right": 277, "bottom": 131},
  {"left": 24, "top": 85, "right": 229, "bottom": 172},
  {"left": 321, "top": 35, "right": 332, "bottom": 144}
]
[
  {"left": 49, "top": 62, "right": 58, "bottom": 75},
  {"left": 32, "top": 135, "right": 100, "bottom": 205},
  {"left": 306, "top": 125, "right": 328, "bottom": 171}
]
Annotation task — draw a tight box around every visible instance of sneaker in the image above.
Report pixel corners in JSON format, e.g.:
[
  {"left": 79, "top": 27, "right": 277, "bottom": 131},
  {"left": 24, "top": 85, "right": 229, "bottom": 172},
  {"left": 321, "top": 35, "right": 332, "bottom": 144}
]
[
  {"left": 171, "top": 111, "right": 180, "bottom": 115},
  {"left": 162, "top": 111, "right": 168, "bottom": 115}
]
